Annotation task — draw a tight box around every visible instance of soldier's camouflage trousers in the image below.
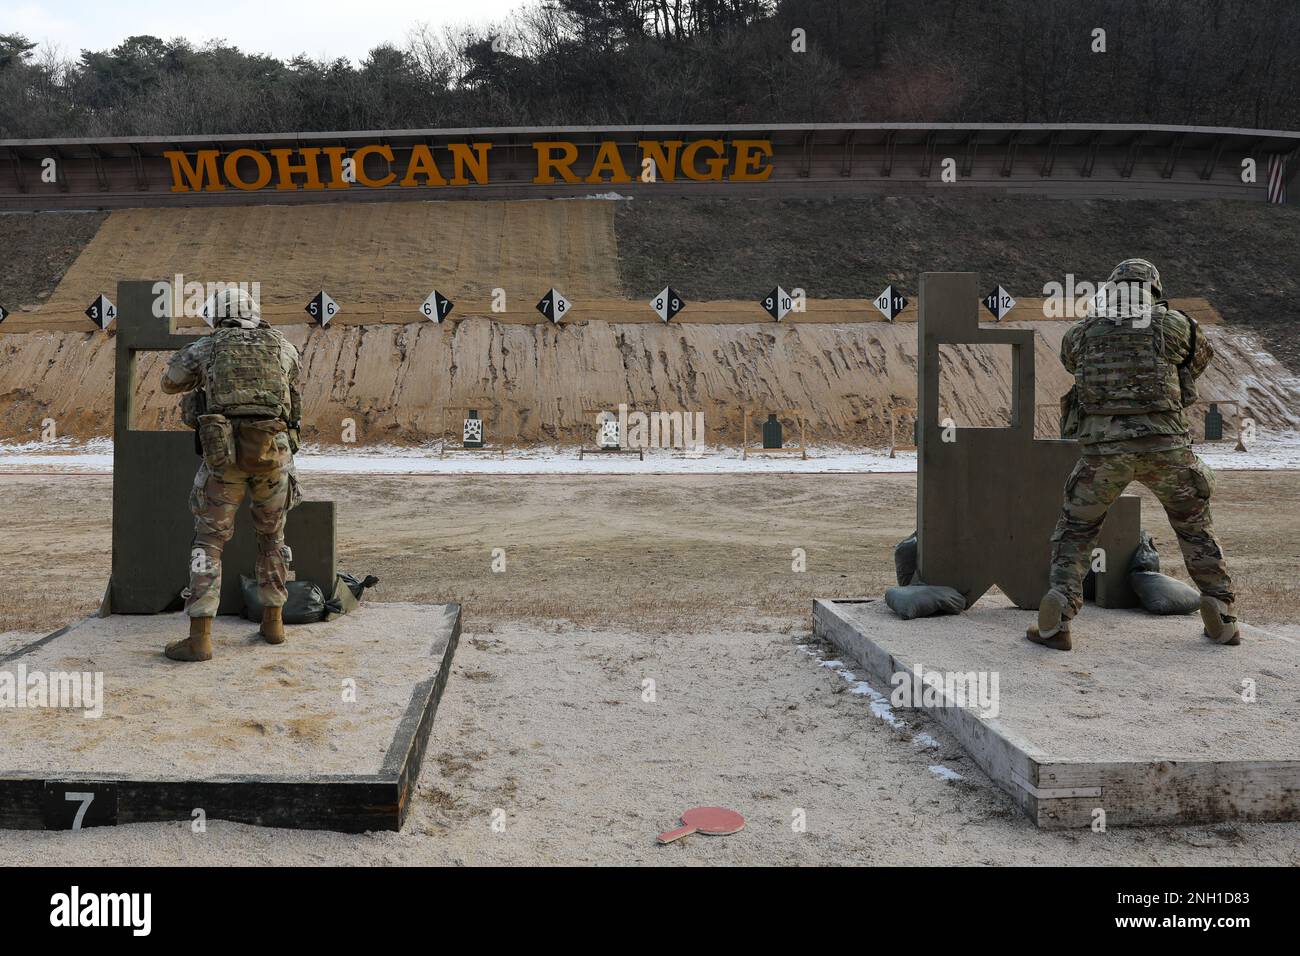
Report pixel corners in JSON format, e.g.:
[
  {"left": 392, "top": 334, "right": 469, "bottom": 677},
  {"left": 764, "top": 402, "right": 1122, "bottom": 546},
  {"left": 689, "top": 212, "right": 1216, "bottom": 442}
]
[
  {"left": 1049, "top": 447, "right": 1235, "bottom": 619},
  {"left": 185, "top": 456, "right": 301, "bottom": 618}
]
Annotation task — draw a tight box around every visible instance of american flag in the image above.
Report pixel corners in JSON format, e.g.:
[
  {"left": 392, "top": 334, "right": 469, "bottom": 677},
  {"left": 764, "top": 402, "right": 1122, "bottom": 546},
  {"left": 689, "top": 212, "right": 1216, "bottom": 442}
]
[{"left": 1267, "top": 153, "right": 1288, "bottom": 204}]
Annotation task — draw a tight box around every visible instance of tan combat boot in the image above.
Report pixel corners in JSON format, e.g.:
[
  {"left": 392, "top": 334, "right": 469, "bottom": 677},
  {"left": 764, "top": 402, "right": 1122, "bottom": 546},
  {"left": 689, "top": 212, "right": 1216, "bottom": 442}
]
[
  {"left": 1200, "top": 596, "right": 1241, "bottom": 646},
  {"left": 261, "top": 605, "right": 286, "bottom": 645},
  {"left": 1026, "top": 588, "right": 1072, "bottom": 651},
  {"left": 166, "top": 617, "right": 213, "bottom": 662}
]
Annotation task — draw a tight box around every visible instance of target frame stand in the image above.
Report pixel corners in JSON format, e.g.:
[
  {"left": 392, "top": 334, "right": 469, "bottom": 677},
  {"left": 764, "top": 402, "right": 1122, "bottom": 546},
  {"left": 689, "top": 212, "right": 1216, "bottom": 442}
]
[
  {"left": 438, "top": 403, "right": 507, "bottom": 459},
  {"left": 577, "top": 445, "right": 644, "bottom": 461},
  {"left": 576, "top": 403, "right": 644, "bottom": 461},
  {"left": 1195, "top": 396, "right": 1252, "bottom": 452},
  {"left": 740, "top": 408, "right": 808, "bottom": 460}
]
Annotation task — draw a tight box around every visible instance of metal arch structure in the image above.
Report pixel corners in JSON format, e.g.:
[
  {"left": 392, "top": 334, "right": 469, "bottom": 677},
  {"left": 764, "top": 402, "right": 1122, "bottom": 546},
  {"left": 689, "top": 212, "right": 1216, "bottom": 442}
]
[{"left": 1, "top": 123, "right": 1297, "bottom": 210}]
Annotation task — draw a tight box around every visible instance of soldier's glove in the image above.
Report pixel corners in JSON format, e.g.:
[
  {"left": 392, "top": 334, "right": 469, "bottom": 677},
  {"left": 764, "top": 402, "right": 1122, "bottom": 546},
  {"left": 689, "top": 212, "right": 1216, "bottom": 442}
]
[{"left": 288, "top": 428, "right": 300, "bottom": 455}]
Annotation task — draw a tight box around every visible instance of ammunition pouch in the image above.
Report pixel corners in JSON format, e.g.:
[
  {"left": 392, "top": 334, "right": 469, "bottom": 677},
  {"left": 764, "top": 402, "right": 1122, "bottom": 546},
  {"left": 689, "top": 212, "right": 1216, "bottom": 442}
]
[
  {"left": 198, "top": 414, "right": 236, "bottom": 471},
  {"left": 234, "top": 417, "right": 287, "bottom": 475}
]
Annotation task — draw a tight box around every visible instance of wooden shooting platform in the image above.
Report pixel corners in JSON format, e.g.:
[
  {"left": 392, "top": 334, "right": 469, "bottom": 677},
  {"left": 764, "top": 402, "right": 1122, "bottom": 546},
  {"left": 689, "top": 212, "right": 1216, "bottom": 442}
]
[
  {"left": 0, "top": 603, "right": 460, "bottom": 833},
  {"left": 814, "top": 596, "right": 1300, "bottom": 829}
]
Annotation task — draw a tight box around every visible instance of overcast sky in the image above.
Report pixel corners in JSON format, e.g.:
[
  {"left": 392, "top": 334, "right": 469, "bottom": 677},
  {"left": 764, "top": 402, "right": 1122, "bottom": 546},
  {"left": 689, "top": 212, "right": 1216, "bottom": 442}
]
[{"left": 8, "top": 0, "right": 527, "bottom": 63}]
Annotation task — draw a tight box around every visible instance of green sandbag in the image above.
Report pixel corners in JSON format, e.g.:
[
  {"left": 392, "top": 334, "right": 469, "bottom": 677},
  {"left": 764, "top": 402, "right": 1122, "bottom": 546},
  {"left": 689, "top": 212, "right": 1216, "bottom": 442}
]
[
  {"left": 1128, "top": 530, "right": 1162, "bottom": 574},
  {"left": 241, "top": 572, "right": 379, "bottom": 624},
  {"left": 241, "top": 575, "right": 340, "bottom": 624},
  {"left": 1130, "top": 571, "right": 1200, "bottom": 615},
  {"left": 885, "top": 584, "right": 966, "bottom": 620},
  {"left": 894, "top": 531, "right": 919, "bottom": 586}
]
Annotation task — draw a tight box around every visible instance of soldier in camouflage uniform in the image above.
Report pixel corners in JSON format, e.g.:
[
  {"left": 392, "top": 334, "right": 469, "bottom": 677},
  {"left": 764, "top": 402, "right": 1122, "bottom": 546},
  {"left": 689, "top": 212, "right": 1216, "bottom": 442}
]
[
  {"left": 1029, "top": 259, "right": 1239, "bottom": 651},
  {"left": 160, "top": 287, "right": 303, "bottom": 662}
]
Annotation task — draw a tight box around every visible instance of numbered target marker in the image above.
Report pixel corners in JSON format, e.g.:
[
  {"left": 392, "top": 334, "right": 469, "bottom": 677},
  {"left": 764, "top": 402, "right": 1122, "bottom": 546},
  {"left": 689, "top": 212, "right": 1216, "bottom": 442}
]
[
  {"left": 761, "top": 286, "right": 793, "bottom": 322},
  {"left": 421, "top": 289, "right": 455, "bottom": 323},
  {"left": 650, "top": 286, "right": 686, "bottom": 323},
  {"left": 85, "top": 294, "right": 116, "bottom": 331},
  {"left": 873, "top": 285, "right": 908, "bottom": 322},
  {"left": 981, "top": 285, "right": 1016, "bottom": 322},
  {"left": 0, "top": 303, "right": 9, "bottom": 326},
  {"left": 306, "top": 290, "right": 339, "bottom": 327},
  {"left": 536, "top": 288, "right": 571, "bottom": 324}
]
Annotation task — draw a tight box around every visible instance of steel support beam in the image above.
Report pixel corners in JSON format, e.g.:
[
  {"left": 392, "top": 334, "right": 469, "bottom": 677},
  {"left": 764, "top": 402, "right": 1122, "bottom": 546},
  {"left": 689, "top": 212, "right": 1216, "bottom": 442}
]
[
  {"left": 6, "top": 148, "right": 27, "bottom": 193},
  {"left": 1000, "top": 133, "right": 1020, "bottom": 177},
  {"left": 1200, "top": 136, "right": 1226, "bottom": 180},
  {"left": 1161, "top": 134, "right": 1185, "bottom": 178},
  {"left": 1120, "top": 135, "right": 1142, "bottom": 177},
  {"left": 960, "top": 133, "right": 978, "bottom": 178},
  {"left": 880, "top": 131, "right": 897, "bottom": 177},
  {"left": 1040, "top": 132, "right": 1060, "bottom": 177},
  {"left": 839, "top": 130, "right": 855, "bottom": 177}
]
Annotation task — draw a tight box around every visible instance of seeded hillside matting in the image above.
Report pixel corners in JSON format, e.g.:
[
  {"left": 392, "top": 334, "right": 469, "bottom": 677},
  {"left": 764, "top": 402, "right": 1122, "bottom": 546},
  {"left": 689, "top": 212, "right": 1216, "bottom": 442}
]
[
  {"left": 0, "top": 603, "right": 461, "bottom": 833},
  {"left": 813, "top": 597, "right": 1300, "bottom": 829}
]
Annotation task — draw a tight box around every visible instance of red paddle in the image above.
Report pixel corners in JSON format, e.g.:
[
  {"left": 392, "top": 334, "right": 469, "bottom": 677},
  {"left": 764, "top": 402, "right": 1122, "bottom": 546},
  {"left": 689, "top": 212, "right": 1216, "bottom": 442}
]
[{"left": 656, "top": 806, "right": 745, "bottom": 844}]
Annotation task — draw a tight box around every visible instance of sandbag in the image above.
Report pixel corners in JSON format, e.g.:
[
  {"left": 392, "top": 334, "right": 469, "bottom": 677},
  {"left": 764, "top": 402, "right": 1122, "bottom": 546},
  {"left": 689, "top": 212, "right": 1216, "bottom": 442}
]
[
  {"left": 1129, "top": 530, "right": 1162, "bottom": 574},
  {"left": 339, "top": 572, "right": 379, "bottom": 601},
  {"left": 241, "top": 575, "right": 339, "bottom": 624},
  {"left": 885, "top": 584, "right": 966, "bottom": 620},
  {"left": 242, "top": 571, "right": 378, "bottom": 623},
  {"left": 894, "top": 531, "right": 919, "bottom": 586},
  {"left": 329, "top": 573, "right": 379, "bottom": 617},
  {"left": 1130, "top": 571, "right": 1200, "bottom": 615}
]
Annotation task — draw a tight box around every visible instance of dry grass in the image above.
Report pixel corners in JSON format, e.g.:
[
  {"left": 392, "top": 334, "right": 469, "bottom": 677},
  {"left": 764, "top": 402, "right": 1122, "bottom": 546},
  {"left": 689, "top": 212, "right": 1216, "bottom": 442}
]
[{"left": 2, "top": 470, "right": 1297, "bottom": 635}]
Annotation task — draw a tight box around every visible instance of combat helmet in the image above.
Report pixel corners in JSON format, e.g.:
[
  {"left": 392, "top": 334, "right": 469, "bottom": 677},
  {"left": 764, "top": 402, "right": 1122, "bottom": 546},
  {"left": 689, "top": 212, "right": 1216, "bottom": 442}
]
[
  {"left": 1106, "top": 258, "right": 1163, "bottom": 299},
  {"left": 202, "top": 286, "right": 262, "bottom": 327}
]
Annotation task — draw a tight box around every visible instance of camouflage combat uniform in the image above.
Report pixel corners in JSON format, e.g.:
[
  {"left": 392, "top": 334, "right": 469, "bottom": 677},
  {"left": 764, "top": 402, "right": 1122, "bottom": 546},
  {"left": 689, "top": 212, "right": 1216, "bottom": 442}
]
[
  {"left": 162, "top": 316, "right": 302, "bottom": 618},
  {"left": 1048, "top": 293, "right": 1236, "bottom": 621}
]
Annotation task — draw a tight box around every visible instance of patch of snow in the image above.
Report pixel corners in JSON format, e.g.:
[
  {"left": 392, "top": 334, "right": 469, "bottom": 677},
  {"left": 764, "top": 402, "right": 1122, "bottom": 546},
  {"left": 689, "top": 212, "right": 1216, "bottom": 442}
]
[
  {"left": 5, "top": 435, "right": 1299, "bottom": 476},
  {"left": 799, "top": 644, "right": 906, "bottom": 729},
  {"left": 928, "top": 764, "right": 963, "bottom": 782}
]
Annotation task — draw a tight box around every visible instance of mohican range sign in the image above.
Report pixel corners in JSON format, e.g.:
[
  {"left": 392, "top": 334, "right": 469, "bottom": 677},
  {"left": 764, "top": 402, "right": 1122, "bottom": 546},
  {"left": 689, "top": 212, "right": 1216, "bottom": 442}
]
[
  {"left": 1, "top": 125, "right": 1293, "bottom": 209},
  {"left": 165, "top": 139, "right": 774, "bottom": 192}
]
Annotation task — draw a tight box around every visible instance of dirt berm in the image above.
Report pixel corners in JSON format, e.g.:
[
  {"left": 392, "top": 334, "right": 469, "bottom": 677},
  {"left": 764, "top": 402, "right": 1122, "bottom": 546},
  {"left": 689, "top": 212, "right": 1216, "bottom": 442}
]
[
  {"left": 3, "top": 317, "right": 1295, "bottom": 447},
  {"left": 1, "top": 199, "right": 1296, "bottom": 446}
]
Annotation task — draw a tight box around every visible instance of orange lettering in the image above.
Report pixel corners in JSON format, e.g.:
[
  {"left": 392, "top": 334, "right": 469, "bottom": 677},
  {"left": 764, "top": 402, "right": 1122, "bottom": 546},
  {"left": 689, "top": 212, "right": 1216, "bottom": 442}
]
[
  {"left": 533, "top": 142, "right": 581, "bottom": 184},
  {"left": 731, "top": 140, "right": 773, "bottom": 181},
  {"left": 165, "top": 149, "right": 224, "bottom": 192},
  {"left": 681, "top": 140, "right": 727, "bottom": 181},
  {"left": 352, "top": 145, "right": 397, "bottom": 188},
  {"left": 223, "top": 149, "right": 273, "bottom": 190}
]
